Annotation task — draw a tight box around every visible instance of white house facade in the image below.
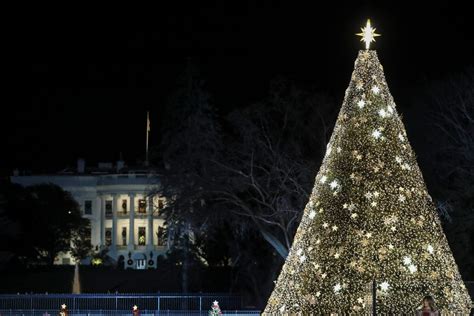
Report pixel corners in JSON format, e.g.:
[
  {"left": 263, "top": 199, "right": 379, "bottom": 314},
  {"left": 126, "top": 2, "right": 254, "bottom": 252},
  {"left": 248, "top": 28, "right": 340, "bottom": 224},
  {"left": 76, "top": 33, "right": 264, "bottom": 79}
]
[{"left": 10, "top": 159, "right": 167, "bottom": 270}]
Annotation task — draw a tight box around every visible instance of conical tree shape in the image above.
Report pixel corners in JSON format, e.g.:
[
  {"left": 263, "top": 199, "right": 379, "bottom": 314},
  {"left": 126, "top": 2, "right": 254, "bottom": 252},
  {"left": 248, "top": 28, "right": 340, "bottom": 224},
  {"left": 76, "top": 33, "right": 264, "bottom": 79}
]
[{"left": 264, "top": 50, "right": 471, "bottom": 314}]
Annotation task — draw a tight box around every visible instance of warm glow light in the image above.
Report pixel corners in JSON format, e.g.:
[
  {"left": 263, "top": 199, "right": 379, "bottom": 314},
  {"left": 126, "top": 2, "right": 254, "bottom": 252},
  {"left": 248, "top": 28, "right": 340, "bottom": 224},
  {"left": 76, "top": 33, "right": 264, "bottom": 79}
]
[
  {"left": 380, "top": 281, "right": 390, "bottom": 291},
  {"left": 356, "top": 19, "right": 381, "bottom": 49}
]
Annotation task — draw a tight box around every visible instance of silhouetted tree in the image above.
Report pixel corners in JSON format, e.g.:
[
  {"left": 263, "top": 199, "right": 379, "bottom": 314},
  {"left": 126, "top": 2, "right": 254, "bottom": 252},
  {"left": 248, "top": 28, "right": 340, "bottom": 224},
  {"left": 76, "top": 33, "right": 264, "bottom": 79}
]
[
  {"left": 423, "top": 68, "right": 474, "bottom": 279},
  {"left": 212, "top": 78, "right": 335, "bottom": 258},
  {"left": 0, "top": 183, "right": 89, "bottom": 266},
  {"left": 155, "top": 59, "right": 222, "bottom": 293}
]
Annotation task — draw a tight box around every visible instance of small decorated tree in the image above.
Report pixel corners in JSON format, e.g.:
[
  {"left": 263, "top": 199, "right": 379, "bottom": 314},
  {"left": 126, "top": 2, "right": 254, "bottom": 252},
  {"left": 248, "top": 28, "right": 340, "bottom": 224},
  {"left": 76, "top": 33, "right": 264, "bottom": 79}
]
[
  {"left": 132, "top": 304, "right": 140, "bottom": 316},
  {"left": 209, "top": 300, "right": 223, "bottom": 316},
  {"left": 58, "top": 304, "right": 68, "bottom": 316}
]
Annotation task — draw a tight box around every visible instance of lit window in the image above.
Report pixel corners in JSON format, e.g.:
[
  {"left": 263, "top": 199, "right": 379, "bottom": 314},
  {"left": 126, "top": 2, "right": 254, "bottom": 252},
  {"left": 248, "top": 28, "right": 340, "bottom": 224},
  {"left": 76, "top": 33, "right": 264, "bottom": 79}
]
[{"left": 138, "top": 199, "right": 147, "bottom": 213}]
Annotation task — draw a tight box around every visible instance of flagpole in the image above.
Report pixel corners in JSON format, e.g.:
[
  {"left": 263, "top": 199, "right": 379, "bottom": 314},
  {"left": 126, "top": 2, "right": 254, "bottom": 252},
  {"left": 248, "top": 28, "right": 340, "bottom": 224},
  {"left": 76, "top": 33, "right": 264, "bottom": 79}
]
[{"left": 145, "top": 111, "right": 150, "bottom": 166}]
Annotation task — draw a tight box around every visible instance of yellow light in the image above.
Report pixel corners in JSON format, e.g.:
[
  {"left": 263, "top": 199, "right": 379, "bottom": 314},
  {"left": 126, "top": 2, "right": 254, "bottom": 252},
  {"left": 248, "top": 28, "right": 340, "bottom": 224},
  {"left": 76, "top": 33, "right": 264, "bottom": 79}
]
[
  {"left": 91, "top": 258, "right": 103, "bottom": 266},
  {"left": 356, "top": 19, "right": 381, "bottom": 49}
]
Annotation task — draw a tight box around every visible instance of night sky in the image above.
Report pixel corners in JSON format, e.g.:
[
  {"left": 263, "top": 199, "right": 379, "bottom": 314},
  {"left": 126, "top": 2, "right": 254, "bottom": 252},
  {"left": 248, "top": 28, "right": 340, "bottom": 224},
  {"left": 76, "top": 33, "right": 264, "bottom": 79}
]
[{"left": 5, "top": 2, "right": 473, "bottom": 176}]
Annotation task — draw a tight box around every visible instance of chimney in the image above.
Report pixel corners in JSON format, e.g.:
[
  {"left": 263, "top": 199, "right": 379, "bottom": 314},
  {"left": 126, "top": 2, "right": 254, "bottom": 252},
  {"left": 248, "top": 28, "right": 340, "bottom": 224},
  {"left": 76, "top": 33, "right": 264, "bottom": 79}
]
[
  {"left": 116, "top": 160, "right": 125, "bottom": 173},
  {"left": 116, "top": 152, "right": 125, "bottom": 173},
  {"left": 77, "top": 158, "right": 85, "bottom": 174}
]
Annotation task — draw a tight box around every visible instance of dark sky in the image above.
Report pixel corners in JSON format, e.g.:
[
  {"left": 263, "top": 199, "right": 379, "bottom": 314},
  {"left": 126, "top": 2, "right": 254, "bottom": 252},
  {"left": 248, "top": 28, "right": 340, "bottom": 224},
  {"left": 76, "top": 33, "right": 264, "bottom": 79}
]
[{"left": 4, "top": 2, "right": 473, "bottom": 175}]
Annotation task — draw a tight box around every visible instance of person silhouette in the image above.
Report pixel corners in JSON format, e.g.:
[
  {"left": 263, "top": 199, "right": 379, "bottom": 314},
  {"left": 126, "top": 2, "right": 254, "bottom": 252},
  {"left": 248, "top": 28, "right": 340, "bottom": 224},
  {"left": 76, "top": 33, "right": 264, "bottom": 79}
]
[{"left": 416, "top": 295, "right": 440, "bottom": 316}]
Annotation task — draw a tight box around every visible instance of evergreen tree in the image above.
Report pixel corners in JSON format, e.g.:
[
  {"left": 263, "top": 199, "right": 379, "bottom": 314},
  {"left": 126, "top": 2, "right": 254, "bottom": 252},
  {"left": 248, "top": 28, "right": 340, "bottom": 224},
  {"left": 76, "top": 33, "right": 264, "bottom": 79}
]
[
  {"left": 156, "top": 59, "right": 222, "bottom": 293},
  {"left": 264, "top": 23, "right": 471, "bottom": 314},
  {"left": 208, "top": 300, "right": 222, "bottom": 316}
]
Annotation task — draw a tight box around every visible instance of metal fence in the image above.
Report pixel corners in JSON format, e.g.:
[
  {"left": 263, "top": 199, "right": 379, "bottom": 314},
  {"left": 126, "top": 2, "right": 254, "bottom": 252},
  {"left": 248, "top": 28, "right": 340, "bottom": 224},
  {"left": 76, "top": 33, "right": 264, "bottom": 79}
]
[
  {"left": 0, "top": 294, "right": 260, "bottom": 315},
  {"left": 0, "top": 311, "right": 261, "bottom": 316}
]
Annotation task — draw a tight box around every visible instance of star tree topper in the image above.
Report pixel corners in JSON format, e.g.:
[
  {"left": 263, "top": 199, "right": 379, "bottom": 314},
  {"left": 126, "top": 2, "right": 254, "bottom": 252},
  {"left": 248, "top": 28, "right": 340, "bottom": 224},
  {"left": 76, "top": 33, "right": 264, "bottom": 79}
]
[{"left": 356, "top": 19, "right": 381, "bottom": 49}]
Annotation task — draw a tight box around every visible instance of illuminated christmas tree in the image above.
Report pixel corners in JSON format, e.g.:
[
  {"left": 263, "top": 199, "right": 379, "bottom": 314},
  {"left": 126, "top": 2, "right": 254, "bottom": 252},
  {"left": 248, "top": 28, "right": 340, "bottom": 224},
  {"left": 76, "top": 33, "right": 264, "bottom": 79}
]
[
  {"left": 209, "top": 300, "right": 223, "bottom": 316},
  {"left": 264, "top": 20, "right": 471, "bottom": 315}
]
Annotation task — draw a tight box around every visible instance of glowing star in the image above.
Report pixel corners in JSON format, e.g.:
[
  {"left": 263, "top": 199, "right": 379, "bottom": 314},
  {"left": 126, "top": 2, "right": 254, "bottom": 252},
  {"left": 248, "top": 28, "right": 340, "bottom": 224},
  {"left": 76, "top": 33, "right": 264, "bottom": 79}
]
[
  {"left": 337, "top": 146, "right": 342, "bottom": 153},
  {"left": 427, "top": 245, "right": 434, "bottom": 254},
  {"left": 388, "top": 244, "right": 394, "bottom": 250},
  {"left": 323, "top": 222, "right": 329, "bottom": 229},
  {"left": 408, "top": 264, "right": 417, "bottom": 273},
  {"left": 370, "top": 201, "right": 377, "bottom": 207},
  {"left": 332, "top": 225, "right": 339, "bottom": 231},
  {"left": 309, "top": 210, "right": 316, "bottom": 219},
  {"left": 371, "top": 85, "right": 380, "bottom": 95},
  {"left": 296, "top": 248, "right": 303, "bottom": 256},
  {"left": 398, "top": 133, "right": 405, "bottom": 141},
  {"left": 357, "top": 100, "right": 366, "bottom": 108},
  {"left": 356, "top": 19, "right": 381, "bottom": 50},
  {"left": 61, "top": 304, "right": 67, "bottom": 309},
  {"left": 378, "top": 108, "right": 387, "bottom": 117},
  {"left": 321, "top": 272, "right": 327, "bottom": 279},
  {"left": 399, "top": 194, "right": 406, "bottom": 202},
  {"left": 380, "top": 281, "right": 390, "bottom": 291},
  {"left": 330, "top": 179, "right": 339, "bottom": 190},
  {"left": 356, "top": 81, "right": 364, "bottom": 90},
  {"left": 299, "top": 255, "right": 306, "bottom": 263},
  {"left": 279, "top": 305, "right": 286, "bottom": 313},
  {"left": 351, "top": 213, "right": 358, "bottom": 219},
  {"left": 316, "top": 291, "right": 321, "bottom": 297},
  {"left": 372, "top": 129, "right": 382, "bottom": 139},
  {"left": 333, "top": 283, "right": 342, "bottom": 293},
  {"left": 320, "top": 175, "right": 328, "bottom": 184},
  {"left": 357, "top": 297, "right": 364, "bottom": 304},
  {"left": 403, "top": 256, "right": 412, "bottom": 265},
  {"left": 133, "top": 305, "right": 138, "bottom": 311},
  {"left": 334, "top": 252, "right": 340, "bottom": 259}
]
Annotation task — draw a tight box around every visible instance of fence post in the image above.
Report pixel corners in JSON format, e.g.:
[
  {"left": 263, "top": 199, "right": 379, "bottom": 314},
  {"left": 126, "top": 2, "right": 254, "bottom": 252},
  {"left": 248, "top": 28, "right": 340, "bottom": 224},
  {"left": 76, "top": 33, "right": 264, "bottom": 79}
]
[
  {"left": 199, "top": 295, "right": 202, "bottom": 313},
  {"left": 157, "top": 295, "right": 160, "bottom": 315},
  {"left": 372, "top": 279, "right": 376, "bottom": 316}
]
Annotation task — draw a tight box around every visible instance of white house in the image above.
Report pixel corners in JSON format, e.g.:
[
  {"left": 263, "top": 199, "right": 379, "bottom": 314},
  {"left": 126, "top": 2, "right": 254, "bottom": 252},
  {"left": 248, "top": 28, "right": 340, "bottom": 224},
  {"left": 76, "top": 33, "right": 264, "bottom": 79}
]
[{"left": 10, "top": 158, "right": 168, "bottom": 270}]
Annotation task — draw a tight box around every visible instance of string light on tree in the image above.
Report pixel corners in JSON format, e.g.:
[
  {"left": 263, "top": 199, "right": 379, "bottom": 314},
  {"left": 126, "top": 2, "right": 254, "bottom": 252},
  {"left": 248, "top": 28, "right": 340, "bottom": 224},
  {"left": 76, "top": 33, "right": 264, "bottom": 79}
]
[{"left": 264, "top": 18, "right": 471, "bottom": 315}]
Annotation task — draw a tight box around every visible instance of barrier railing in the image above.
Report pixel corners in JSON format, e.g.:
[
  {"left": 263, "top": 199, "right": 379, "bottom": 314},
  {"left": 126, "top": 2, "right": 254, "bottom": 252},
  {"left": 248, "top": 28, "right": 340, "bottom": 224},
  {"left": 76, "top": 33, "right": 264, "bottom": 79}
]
[
  {"left": 0, "top": 293, "right": 246, "bottom": 313},
  {"left": 0, "top": 310, "right": 261, "bottom": 316}
]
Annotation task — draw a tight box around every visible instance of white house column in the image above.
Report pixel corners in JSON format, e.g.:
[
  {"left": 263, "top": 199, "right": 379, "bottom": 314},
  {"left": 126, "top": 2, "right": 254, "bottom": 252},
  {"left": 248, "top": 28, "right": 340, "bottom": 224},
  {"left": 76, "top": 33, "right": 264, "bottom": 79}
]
[
  {"left": 128, "top": 193, "right": 135, "bottom": 251},
  {"left": 111, "top": 193, "right": 118, "bottom": 251},
  {"left": 99, "top": 194, "right": 105, "bottom": 248},
  {"left": 146, "top": 194, "right": 153, "bottom": 250}
]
